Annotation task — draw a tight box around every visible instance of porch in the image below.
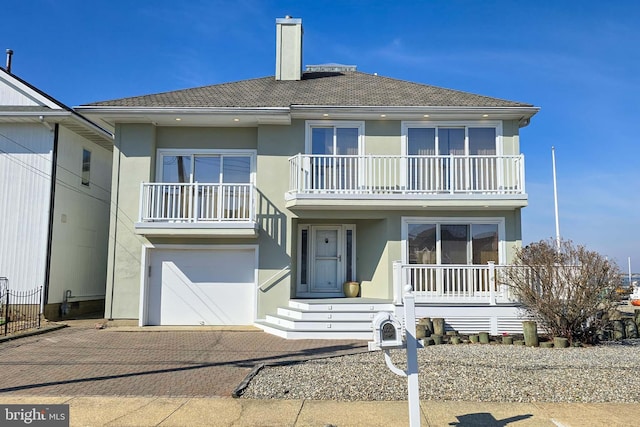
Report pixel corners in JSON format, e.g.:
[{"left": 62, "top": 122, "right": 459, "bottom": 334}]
[
  {"left": 393, "top": 261, "right": 518, "bottom": 305},
  {"left": 258, "top": 263, "right": 525, "bottom": 339},
  {"left": 134, "top": 182, "right": 258, "bottom": 236},
  {"left": 286, "top": 154, "right": 526, "bottom": 209}
]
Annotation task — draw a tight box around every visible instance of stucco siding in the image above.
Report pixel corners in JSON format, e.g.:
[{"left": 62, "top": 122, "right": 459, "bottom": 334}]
[
  {"left": 156, "top": 127, "right": 258, "bottom": 151},
  {"left": 254, "top": 122, "right": 303, "bottom": 318},
  {"left": 105, "top": 123, "right": 156, "bottom": 318}
]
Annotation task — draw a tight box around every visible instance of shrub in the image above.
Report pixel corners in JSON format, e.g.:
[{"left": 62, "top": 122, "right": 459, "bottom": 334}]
[{"left": 502, "top": 239, "right": 622, "bottom": 344}]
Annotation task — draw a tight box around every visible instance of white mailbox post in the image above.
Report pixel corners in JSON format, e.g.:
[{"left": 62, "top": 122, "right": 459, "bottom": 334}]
[{"left": 369, "top": 285, "right": 422, "bottom": 427}]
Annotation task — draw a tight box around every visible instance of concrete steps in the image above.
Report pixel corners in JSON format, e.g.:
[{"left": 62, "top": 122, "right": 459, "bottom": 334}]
[{"left": 256, "top": 298, "right": 394, "bottom": 340}]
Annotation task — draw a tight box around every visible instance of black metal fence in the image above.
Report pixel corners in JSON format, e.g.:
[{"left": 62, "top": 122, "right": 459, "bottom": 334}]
[{"left": 0, "top": 278, "right": 42, "bottom": 336}]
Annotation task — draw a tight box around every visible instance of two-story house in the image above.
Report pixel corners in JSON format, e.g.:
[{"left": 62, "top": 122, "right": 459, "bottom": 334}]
[
  {"left": 78, "top": 17, "right": 539, "bottom": 339},
  {"left": 0, "top": 59, "right": 113, "bottom": 320}
]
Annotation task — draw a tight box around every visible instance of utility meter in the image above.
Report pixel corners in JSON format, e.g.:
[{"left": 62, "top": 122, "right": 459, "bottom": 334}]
[{"left": 369, "top": 311, "right": 403, "bottom": 350}]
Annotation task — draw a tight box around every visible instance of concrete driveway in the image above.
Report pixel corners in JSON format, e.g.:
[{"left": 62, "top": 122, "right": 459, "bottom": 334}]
[{"left": 0, "top": 323, "right": 368, "bottom": 397}]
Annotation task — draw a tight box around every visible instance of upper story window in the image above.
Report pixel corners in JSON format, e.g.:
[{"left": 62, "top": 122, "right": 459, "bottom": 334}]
[
  {"left": 403, "top": 122, "right": 500, "bottom": 156},
  {"left": 81, "top": 149, "right": 91, "bottom": 186},
  {"left": 306, "top": 121, "right": 364, "bottom": 155},
  {"left": 157, "top": 150, "right": 255, "bottom": 184}
]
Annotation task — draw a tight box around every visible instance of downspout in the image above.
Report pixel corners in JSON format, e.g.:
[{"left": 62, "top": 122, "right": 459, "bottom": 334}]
[
  {"left": 43, "top": 123, "right": 59, "bottom": 310},
  {"left": 108, "top": 143, "right": 121, "bottom": 320}
]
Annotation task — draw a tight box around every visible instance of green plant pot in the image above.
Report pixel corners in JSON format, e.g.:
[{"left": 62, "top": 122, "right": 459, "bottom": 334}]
[
  {"left": 540, "top": 341, "right": 554, "bottom": 348},
  {"left": 479, "top": 332, "right": 490, "bottom": 344},
  {"left": 469, "top": 335, "right": 479, "bottom": 343},
  {"left": 553, "top": 337, "right": 569, "bottom": 348},
  {"left": 513, "top": 340, "right": 525, "bottom": 346},
  {"left": 431, "top": 334, "right": 443, "bottom": 345},
  {"left": 450, "top": 336, "right": 461, "bottom": 345}
]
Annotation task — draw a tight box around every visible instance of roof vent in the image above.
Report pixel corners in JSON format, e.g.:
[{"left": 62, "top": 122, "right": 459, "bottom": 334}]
[
  {"left": 5, "top": 49, "right": 13, "bottom": 73},
  {"left": 306, "top": 63, "right": 357, "bottom": 72}
]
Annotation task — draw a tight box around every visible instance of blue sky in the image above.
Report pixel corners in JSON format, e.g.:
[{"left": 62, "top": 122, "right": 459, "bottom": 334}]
[{"left": 3, "top": 1, "right": 639, "bottom": 268}]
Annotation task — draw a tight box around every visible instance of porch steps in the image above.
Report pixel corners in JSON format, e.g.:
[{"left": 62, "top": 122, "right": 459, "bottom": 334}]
[{"left": 256, "top": 298, "right": 394, "bottom": 340}]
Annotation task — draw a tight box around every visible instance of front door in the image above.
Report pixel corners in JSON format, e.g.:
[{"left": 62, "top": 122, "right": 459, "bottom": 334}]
[{"left": 310, "top": 226, "right": 342, "bottom": 294}]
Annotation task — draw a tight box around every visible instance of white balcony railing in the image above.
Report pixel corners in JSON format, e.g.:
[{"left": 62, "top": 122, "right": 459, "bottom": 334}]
[
  {"left": 139, "top": 182, "right": 255, "bottom": 223},
  {"left": 289, "top": 154, "right": 525, "bottom": 195},
  {"left": 392, "top": 261, "right": 518, "bottom": 305}
]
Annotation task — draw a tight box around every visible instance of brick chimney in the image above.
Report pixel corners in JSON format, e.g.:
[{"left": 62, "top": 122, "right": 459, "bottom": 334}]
[{"left": 275, "top": 16, "right": 303, "bottom": 81}]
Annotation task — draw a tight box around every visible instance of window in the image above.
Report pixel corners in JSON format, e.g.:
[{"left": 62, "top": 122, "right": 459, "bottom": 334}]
[
  {"left": 404, "top": 124, "right": 498, "bottom": 156},
  {"left": 156, "top": 150, "right": 255, "bottom": 221},
  {"left": 305, "top": 121, "right": 364, "bottom": 191},
  {"left": 403, "top": 123, "right": 500, "bottom": 192},
  {"left": 160, "top": 153, "right": 252, "bottom": 184},
  {"left": 405, "top": 219, "right": 501, "bottom": 265},
  {"left": 81, "top": 149, "right": 91, "bottom": 186}
]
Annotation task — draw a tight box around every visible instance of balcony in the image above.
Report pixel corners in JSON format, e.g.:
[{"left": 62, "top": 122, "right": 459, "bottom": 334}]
[
  {"left": 286, "top": 154, "right": 526, "bottom": 210},
  {"left": 134, "top": 182, "right": 258, "bottom": 237},
  {"left": 393, "top": 261, "right": 519, "bottom": 305}
]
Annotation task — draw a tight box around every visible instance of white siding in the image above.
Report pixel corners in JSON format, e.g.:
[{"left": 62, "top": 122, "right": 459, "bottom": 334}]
[
  {"left": 0, "top": 123, "right": 53, "bottom": 292},
  {"left": 48, "top": 126, "right": 112, "bottom": 304}
]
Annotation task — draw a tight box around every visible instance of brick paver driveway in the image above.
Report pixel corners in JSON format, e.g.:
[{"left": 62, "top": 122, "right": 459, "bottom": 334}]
[{"left": 0, "top": 326, "right": 367, "bottom": 397}]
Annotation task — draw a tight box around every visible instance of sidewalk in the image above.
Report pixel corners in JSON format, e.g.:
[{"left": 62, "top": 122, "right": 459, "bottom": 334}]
[{"left": 1, "top": 395, "right": 635, "bottom": 426}]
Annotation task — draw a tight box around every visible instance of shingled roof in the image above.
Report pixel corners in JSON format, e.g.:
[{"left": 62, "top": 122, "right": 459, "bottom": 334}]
[{"left": 86, "top": 71, "right": 532, "bottom": 109}]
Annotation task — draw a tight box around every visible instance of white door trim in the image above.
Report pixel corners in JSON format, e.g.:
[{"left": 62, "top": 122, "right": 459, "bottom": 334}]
[
  {"left": 138, "top": 243, "right": 259, "bottom": 326},
  {"left": 310, "top": 225, "right": 343, "bottom": 294}
]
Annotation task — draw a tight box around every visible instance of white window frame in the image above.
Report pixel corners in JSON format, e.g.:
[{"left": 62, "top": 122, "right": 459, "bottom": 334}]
[
  {"left": 304, "top": 121, "right": 365, "bottom": 154},
  {"left": 400, "top": 121, "right": 503, "bottom": 157},
  {"left": 81, "top": 148, "right": 91, "bottom": 187},
  {"left": 401, "top": 216, "right": 506, "bottom": 265},
  {"left": 155, "top": 149, "right": 257, "bottom": 183}
]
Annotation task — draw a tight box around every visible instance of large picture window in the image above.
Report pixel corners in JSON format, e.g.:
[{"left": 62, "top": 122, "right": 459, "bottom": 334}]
[
  {"left": 160, "top": 153, "right": 252, "bottom": 184},
  {"left": 154, "top": 150, "right": 255, "bottom": 221},
  {"left": 404, "top": 124, "right": 498, "bottom": 157},
  {"left": 403, "top": 123, "right": 500, "bottom": 192},
  {"left": 405, "top": 219, "right": 502, "bottom": 266}
]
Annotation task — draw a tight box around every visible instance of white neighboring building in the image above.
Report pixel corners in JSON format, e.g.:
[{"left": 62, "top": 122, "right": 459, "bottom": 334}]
[{"left": 0, "top": 64, "right": 113, "bottom": 320}]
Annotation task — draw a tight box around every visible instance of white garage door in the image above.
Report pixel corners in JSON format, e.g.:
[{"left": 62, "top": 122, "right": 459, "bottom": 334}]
[{"left": 147, "top": 247, "right": 256, "bottom": 325}]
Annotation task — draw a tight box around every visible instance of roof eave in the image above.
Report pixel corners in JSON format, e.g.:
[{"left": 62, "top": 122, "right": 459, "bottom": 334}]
[
  {"left": 75, "top": 106, "right": 293, "bottom": 127},
  {"left": 291, "top": 105, "right": 540, "bottom": 121}
]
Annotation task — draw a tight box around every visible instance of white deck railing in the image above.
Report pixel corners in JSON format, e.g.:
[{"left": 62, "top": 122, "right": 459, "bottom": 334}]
[
  {"left": 393, "top": 261, "right": 517, "bottom": 305},
  {"left": 139, "top": 182, "right": 255, "bottom": 223},
  {"left": 289, "top": 154, "right": 525, "bottom": 195}
]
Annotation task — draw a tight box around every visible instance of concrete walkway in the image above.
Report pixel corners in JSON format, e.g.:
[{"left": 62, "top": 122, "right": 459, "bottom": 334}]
[{"left": 1, "top": 395, "right": 636, "bottom": 426}]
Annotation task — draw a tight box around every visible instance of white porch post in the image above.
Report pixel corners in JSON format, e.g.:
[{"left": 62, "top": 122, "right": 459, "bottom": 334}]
[
  {"left": 488, "top": 261, "right": 496, "bottom": 306},
  {"left": 393, "top": 261, "right": 403, "bottom": 304},
  {"left": 403, "top": 286, "right": 421, "bottom": 427}
]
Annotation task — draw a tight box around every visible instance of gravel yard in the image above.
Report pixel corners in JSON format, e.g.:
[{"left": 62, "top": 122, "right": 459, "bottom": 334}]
[{"left": 242, "top": 341, "right": 640, "bottom": 403}]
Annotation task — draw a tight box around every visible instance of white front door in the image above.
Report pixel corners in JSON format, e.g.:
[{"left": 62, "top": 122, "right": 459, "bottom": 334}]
[{"left": 310, "top": 227, "right": 342, "bottom": 294}]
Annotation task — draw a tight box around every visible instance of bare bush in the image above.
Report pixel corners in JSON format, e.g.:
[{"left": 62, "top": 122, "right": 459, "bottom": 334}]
[{"left": 501, "top": 239, "right": 622, "bottom": 344}]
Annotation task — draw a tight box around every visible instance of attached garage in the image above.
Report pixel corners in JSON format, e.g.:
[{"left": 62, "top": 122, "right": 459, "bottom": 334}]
[{"left": 144, "top": 246, "right": 257, "bottom": 325}]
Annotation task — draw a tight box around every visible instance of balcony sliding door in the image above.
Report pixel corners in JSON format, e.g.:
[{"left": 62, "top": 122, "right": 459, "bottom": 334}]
[
  {"left": 309, "top": 124, "right": 361, "bottom": 192},
  {"left": 157, "top": 151, "right": 253, "bottom": 222},
  {"left": 405, "top": 220, "right": 500, "bottom": 296},
  {"left": 404, "top": 124, "right": 499, "bottom": 193}
]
